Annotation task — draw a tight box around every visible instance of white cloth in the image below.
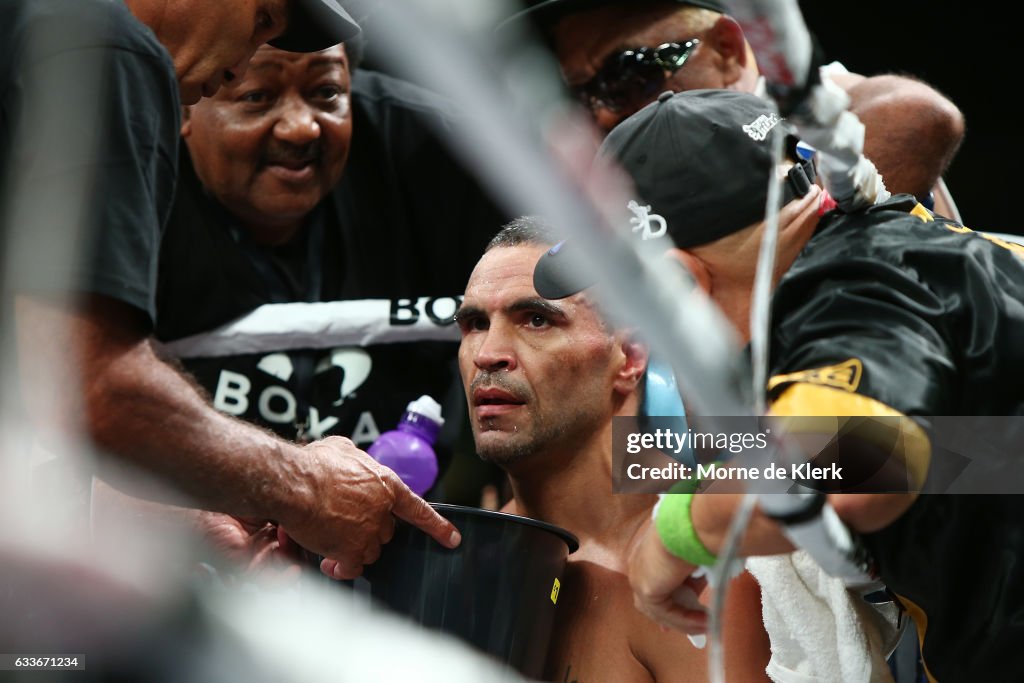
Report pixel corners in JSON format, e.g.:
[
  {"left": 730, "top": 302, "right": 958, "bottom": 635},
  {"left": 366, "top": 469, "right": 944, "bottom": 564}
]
[{"left": 747, "top": 550, "right": 901, "bottom": 683}]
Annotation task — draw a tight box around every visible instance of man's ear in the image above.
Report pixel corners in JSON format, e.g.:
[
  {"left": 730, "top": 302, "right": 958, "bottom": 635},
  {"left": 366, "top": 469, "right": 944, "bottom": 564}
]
[
  {"left": 705, "top": 15, "right": 749, "bottom": 87},
  {"left": 665, "top": 248, "right": 712, "bottom": 295},
  {"left": 614, "top": 334, "right": 650, "bottom": 395},
  {"left": 180, "top": 106, "right": 192, "bottom": 138}
]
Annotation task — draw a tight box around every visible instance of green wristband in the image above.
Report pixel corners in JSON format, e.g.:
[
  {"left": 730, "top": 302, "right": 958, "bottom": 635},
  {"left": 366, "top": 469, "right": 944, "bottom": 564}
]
[{"left": 655, "top": 492, "right": 718, "bottom": 566}]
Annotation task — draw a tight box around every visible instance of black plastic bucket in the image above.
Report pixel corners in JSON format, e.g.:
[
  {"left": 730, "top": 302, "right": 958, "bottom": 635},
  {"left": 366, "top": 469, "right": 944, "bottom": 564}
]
[{"left": 353, "top": 503, "right": 579, "bottom": 679}]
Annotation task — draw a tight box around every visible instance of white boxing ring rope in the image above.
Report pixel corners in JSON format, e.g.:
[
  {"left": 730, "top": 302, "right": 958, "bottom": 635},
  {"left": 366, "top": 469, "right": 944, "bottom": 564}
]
[{"left": 359, "top": 1, "right": 894, "bottom": 682}]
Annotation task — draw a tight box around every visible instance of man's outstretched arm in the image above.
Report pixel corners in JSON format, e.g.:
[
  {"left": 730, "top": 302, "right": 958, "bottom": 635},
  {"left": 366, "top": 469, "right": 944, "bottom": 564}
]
[{"left": 16, "top": 293, "right": 460, "bottom": 579}]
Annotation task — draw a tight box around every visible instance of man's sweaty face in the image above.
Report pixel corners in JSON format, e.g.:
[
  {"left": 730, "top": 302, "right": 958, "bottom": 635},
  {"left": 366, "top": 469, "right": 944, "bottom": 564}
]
[{"left": 457, "top": 245, "right": 619, "bottom": 467}]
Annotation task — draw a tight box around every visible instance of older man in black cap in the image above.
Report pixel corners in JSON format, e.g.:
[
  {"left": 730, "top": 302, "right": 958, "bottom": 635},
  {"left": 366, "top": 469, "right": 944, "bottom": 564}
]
[
  {"left": 1, "top": 0, "right": 459, "bottom": 583},
  {"left": 535, "top": 88, "right": 1024, "bottom": 680}
]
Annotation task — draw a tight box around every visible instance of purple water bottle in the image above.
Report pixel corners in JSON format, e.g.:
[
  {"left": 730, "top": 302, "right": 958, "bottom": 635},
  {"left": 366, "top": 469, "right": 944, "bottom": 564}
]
[{"left": 367, "top": 395, "right": 443, "bottom": 496}]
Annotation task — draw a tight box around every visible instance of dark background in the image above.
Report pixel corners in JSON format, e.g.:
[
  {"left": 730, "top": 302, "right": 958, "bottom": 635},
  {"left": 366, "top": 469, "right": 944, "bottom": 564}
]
[
  {"left": 799, "top": 1, "right": 1013, "bottom": 234},
  {"left": 351, "top": 1, "right": 1015, "bottom": 235}
]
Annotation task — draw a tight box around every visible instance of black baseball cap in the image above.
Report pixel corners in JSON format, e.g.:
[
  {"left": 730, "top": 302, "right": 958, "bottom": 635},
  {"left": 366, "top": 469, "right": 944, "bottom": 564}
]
[
  {"left": 269, "top": 0, "right": 361, "bottom": 53},
  {"left": 533, "top": 240, "right": 598, "bottom": 300},
  {"left": 501, "top": 0, "right": 729, "bottom": 30},
  {"left": 534, "top": 89, "right": 816, "bottom": 299}
]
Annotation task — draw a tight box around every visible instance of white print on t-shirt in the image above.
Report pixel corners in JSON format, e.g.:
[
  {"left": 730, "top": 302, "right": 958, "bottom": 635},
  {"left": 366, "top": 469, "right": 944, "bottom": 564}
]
[
  {"left": 161, "top": 297, "right": 462, "bottom": 359},
  {"left": 160, "top": 297, "right": 460, "bottom": 443},
  {"left": 213, "top": 347, "right": 377, "bottom": 441}
]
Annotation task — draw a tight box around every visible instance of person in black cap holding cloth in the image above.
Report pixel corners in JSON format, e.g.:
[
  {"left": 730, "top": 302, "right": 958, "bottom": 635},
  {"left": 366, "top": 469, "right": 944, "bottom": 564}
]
[
  {"left": 532, "top": 89, "right": 1024, "bottom": 680},
  {"left": 503, "top": 0, "right": 964, "bottom": 219},
  {"left": 1, "top": 0, "right": 459, "bottom": 582}
]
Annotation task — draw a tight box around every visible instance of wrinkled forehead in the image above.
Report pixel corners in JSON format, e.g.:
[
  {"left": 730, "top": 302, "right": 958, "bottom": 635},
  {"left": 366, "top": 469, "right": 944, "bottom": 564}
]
[
  {"left": 464, "top": 245, "right": 549, "bottom": 304},
  {"left": 462, "top": 246, "right": 608, "bottom": 325},
  {"left": 247, "top": 42, "right": 348, "bottom": 74}
]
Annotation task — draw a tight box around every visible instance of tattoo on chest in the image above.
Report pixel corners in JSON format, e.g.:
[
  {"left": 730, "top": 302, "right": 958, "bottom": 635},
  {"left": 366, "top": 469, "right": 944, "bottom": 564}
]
[{"left": 562, "top": 664, "right": 579, "bottom": 683}]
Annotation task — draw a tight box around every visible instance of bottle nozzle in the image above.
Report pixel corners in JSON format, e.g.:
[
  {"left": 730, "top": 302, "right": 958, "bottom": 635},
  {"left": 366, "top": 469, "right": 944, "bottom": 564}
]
[{"left": 406, "top": 395, "right": 444, "bottom": 426}]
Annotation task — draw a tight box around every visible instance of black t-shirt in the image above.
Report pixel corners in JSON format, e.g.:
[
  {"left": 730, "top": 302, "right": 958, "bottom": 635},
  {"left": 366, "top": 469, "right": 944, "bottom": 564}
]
[
  {"left": 767, "top": 195, "right": 1024, "bottom": 680},
  {"left": 0, "top": 0, "right": 180, "bottom": 321},
  {"left": 155, "top": 70, "right": 508, "bottom": 473}
]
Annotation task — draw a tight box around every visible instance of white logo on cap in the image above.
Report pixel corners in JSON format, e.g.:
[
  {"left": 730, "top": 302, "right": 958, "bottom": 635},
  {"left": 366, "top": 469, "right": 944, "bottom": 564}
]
[
  {"left": 743, "top": 113, "right": 781, "bottom": 141},
  {"left": 628, "top": 200, "right": 667, "bottom": 240}
]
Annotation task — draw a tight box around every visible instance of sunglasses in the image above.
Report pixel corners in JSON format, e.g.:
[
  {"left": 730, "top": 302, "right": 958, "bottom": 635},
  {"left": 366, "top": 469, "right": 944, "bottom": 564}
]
[{"left": 572, "top": 39, "right": 701, "bottom": 115}]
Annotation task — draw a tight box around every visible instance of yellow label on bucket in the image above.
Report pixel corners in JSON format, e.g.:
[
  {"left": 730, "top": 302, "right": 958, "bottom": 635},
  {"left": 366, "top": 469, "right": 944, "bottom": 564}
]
[{"left": 550, "top": 578, "right": 561, "bottom": 605}]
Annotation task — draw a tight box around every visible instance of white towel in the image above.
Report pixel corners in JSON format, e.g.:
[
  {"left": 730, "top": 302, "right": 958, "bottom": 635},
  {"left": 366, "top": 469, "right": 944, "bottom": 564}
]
[{"left": 746, "top": 551, "right": 902, "bottom": 683}]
